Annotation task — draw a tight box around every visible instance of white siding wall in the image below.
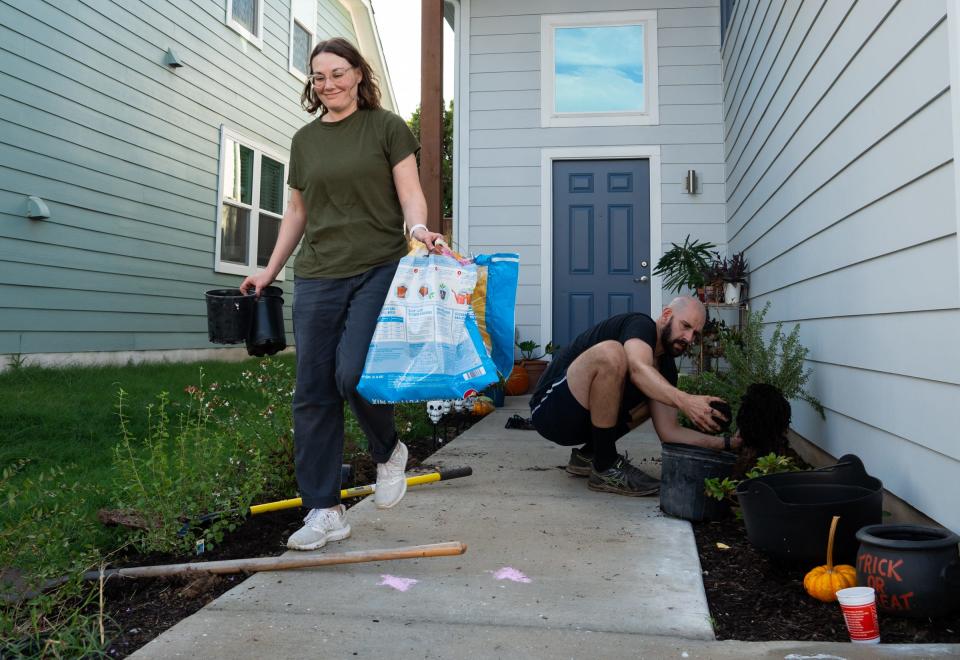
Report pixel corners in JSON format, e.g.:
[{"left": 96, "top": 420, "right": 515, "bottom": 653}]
[
  {"left": 463, "top": 0, "right": 726, "bottom": 346},
  {"left": 722, "top": 0, "right": 960, "bottom": 532}
]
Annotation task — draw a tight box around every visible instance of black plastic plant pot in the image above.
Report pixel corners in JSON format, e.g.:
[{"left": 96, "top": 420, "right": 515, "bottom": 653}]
[
  {"left": 659, "top": 443, "right": 737, "bottom": 522},
  {"left": 205, "top": 288, "right": 255, "bottom": 344},
  {"left": 856, "top": 524, "right": 960, "bottom": 619},
  {"left": 736, "top": 454, "right": 882, "bottom": 564},
  {"left": 246, "top": 286, "right": 287, "bottom": 357}
]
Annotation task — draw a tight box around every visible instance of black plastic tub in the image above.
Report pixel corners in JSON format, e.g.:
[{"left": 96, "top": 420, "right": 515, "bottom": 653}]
[
  {"left": 246, "top": 286, "right": 287, "bottom": 357},
  {"left": 856, "top": 524, "right": 960, "bottom": 618},
  {"left": 736, "top": 454, "right": 882, "bottom": 564},
  {"left": 660, "top": 443, "right": 737, "bottom": 522},
  {"left": 205, "top": 288, "right": 255, "bottom": 344}
]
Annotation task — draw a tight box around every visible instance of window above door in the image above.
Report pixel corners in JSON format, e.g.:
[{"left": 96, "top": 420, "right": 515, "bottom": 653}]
[{"left": 540, "top": 11, "right": 659, "bottom": 128}]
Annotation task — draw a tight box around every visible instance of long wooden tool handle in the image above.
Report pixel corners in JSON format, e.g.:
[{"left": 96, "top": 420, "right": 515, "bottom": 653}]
[{"left": 86, "top": 542, "right": 466, "bottom": 580}]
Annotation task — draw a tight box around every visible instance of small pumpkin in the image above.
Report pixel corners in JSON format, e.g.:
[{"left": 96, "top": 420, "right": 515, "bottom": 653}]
[
  {"left": 504, "top": 363, "right": 530, "bottom": 396},
  {"left": 471, "top": 396, "right": 495, "bottom": 416},
  {"left": 803, "top": 515, "right": 857, "bottom": 602}
]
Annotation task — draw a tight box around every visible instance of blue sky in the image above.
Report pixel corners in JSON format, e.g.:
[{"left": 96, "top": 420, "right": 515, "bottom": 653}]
[{"left": 555, "top": 25, "right": 645, "bottom": 113}]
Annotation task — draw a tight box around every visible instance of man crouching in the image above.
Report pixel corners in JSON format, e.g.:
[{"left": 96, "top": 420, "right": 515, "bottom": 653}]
[{"left": 530, "top": 297, "right": 741, "bottom": 496}]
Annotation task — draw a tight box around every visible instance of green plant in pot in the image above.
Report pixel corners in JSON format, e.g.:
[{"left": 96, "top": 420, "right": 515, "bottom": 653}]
[
  {"left": 720, "top": 251, "right": 748, "bottom": 304},
  {"left": 653, "top": 234, "right": 717, "bottom": 299},
  {"left": 516, "top": 339, "right": 554, "bottom": 394}
]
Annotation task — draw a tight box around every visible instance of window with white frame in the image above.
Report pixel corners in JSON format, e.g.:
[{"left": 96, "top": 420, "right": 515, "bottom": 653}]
[
  {"left": 215, "top": 127, "right": 288, "bottom": 277},
  {"left": 227, "top": 0, "right": 263, "bottom": 48},
  {"left": 289, "top": 0, "right": 317, "bottom": 80},
  {"left": 540, "top": 11, "right": 659, "bottom": 127}
]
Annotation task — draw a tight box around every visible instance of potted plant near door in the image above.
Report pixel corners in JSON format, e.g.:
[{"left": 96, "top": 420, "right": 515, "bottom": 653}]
[
  {"left": 516, "top": 339, "right": 554, "bottom": 394},
  {"left": 720, "top": 252, "right": 748, "bottom": 304},
  {"left": 652, "top": 234, "right": 717, "bottom": 299}
]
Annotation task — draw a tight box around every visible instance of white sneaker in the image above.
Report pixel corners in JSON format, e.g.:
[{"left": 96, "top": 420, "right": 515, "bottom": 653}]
[
  {"left": 374, "top": 441, "right": 408, "bottom": 509},
  {"left": 286, "top": 505, "right": 351, "bottom": 551}
]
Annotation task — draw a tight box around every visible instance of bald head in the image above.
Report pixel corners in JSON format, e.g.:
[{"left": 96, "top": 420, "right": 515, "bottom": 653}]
[
  {"left": 667, "top": 296, "right": 706, "bottom": 325},
  {"left": 657, "top": 296, "right": 707, "bottom": 357}
]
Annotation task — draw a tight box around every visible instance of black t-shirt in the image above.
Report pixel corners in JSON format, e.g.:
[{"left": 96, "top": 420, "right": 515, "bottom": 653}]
[{"left": 533, "top": 313, "right": 678, "bottom": 416}]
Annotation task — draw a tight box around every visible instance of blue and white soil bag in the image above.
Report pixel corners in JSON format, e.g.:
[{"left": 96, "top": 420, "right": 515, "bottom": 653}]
[{"left": 358, "top": 250, "right": 499, "bottom": 403}]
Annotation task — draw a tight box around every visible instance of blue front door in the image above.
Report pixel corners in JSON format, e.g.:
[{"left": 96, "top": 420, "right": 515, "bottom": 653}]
[{"left": 552, "top": 159, "right": 651, "bottom": 350}]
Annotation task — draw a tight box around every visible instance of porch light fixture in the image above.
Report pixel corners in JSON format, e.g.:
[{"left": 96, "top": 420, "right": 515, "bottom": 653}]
[{"left": 685, "top": 169, "right": 698, "bottom": 195}]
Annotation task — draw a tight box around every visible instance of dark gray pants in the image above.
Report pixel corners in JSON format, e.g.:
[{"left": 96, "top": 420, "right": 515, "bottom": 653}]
[{"left": 292, "top": 261, "right": 399, "bottom": 509}]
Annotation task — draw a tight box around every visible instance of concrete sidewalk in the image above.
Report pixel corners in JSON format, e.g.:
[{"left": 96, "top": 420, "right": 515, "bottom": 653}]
[{"left": 134, "top": 398, "right": 960, "bottom": 659}]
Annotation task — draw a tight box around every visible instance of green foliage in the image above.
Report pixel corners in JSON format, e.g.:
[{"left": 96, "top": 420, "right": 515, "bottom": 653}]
[
  {"left": 652, "top": 234, "right": 717, "bottom": 293},
  {"left": 704, "top": 452, "right": 802, "bottom": 524},
  {"left": 0, "top": 460, "right": 108, "bottom": 659},
  {"left": 703, "top": 476, "right": 738, "bottom": 502},
  {"left": 408, "top": 100, "right": 454, "bottom": 218},
  {"left": 678, "top": 302, "right": 824, "bottom": 430},
  {"left": 111, "top": 377, "right": 269, "bottom": 554},
  {"left": 746, "top": 453, "right": 799, "bottom": 479}
]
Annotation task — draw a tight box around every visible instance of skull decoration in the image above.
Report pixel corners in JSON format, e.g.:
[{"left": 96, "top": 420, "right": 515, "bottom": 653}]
[
  {"left": 441, "top": 400, "right": 452, "bottom": 415},
  {"left": 452, "top": 398, "right": 465, "bottom": 413},
  {"left": 426, "top": 400, "right": 445, "bottom": 424}
]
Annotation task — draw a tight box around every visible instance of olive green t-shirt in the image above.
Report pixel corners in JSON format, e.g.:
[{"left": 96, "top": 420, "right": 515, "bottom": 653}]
[{"left": 287, "top": 108, "right": 420, "bottom": 278}]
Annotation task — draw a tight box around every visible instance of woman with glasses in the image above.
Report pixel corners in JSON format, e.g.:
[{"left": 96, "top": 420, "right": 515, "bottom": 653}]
[{"left": 240, "top": 37, "right": 444, "bottom": 550}]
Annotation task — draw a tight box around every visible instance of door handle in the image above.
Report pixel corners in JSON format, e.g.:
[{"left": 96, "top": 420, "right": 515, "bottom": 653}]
[{"left": 633, "top": 276, "right": 649, "bottom": 284}]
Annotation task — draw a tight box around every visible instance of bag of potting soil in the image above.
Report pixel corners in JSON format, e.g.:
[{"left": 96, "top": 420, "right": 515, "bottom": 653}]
[
  {"left": 470, "top": 253, "right": 520, "bottom": 380},
  {"left": 357, "top": 248, "right": 501, "bottom": 403}
]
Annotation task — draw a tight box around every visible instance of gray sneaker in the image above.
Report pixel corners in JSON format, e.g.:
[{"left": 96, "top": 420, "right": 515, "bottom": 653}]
[
  {"left": 374, "top": 441, "right": 408, "bottom": 509},
  {"left": 287, "top": 505, "right": 351, "bottom": 550},
  {"left": 566, "top": 447, "right": 593, "bottom": 476},
  {"left": 588, "top": 454, "right": 660, "bottom": 497}
]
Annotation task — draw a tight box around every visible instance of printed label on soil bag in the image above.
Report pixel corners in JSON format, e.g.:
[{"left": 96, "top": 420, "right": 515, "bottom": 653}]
[{"left": 358, "top": 252, "right": 498, "bottom": 403}]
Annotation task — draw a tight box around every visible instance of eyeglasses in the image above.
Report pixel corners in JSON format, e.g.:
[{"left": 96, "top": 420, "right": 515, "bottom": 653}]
[{"left": 308, "top": 67, "right": 355, "bottom": 85}]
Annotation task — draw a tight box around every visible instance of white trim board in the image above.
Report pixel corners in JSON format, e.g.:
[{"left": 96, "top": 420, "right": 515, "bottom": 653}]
[
  {"left": 946, "top": 0, "right": 960, "bottom": 299},
  {"left": 452, "top": 0, "right": 470, "bottom": 255},
  {"left": 539, "top": 145, "right": 663, "bottom": 349}
]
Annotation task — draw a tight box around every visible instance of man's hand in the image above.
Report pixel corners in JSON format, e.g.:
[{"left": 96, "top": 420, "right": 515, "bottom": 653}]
[
  {"left": 679, "top": 393, "right": 728, "bottom": 433},
  {"left": 412, "top": 227, "right": 447, "bottom": 253}
]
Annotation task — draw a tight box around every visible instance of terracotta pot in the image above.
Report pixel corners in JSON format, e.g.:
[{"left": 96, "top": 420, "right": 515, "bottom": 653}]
[
  {"left": 504, "top": 363, "right": 529, "bottom": 396},
  {"left": 522, "top": 359, "right": 548, "bottom": 394}
]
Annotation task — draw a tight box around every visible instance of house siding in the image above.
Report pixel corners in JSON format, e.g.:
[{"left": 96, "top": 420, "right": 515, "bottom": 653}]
[
  {"left": 464, "top": 0, "right": 726, "bottom": 346},
  {"left": 0, "top": 0, "right": 359, "bottom": 356},
  {"left": 722, "top": 0, "right": 960, "bottom": 531}
]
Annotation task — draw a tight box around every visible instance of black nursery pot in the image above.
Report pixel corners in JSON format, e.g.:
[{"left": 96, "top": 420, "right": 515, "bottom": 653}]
[
  {"left": 205, "top": 288, "right": 255, "bottom": 344},
  {"left": 246, "top": 286, "right": 287, "bottom": 357},
  {"left": 856, "top": 524, "right": 960, "bottom": 619},
  {"left": 660, "top": 443, "right": 737, "bottom": 522}
]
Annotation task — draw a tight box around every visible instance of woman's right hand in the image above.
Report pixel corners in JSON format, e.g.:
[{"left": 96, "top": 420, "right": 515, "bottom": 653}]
[{"left": 239, "top": 271, "right": 275, "bottom": 297}]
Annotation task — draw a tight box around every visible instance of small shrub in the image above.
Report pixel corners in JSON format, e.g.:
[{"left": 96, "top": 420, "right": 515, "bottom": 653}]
[{"left": 111, "top": 381, "right": 269, "bottom": 554}]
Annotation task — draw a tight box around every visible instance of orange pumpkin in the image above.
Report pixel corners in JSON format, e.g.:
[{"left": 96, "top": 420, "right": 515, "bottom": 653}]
[
  {"left": 471, "top": 396, "right": 495, "bottom": 416},
  {"left": 803, "top": 515, "right": 857, "bottom": 602},
  {"left": 504, "top": 363, "right": 530, "bottom": 396}
]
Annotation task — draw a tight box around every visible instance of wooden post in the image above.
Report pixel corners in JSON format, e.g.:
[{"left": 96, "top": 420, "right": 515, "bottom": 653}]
[{"left": 420, "top": 0, "right": 443, "bottom": 233}]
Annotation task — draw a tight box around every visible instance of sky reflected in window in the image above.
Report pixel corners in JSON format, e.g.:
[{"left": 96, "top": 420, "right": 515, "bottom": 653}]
[{"left": 555, "top": 25, "right": 645, "bottom": 114}]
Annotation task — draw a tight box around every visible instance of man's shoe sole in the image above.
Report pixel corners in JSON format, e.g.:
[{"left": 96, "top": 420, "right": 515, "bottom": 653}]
[
  {"left": 565, "top": 463, "right": 592, "bottom": 477},
  {"left": 287, "top": 524, "right": 352, "bottom": 551},
  {"left": 587, "top": 481, "right": 659, "bottom": 497}
]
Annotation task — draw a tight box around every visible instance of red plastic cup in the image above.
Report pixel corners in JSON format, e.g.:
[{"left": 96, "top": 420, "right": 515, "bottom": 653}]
[{"left": 836, "top": 586, "right": 880, "bottom": 644}]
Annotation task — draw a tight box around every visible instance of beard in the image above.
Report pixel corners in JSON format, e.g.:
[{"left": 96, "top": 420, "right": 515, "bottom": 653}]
[{"left": 660, "top": 322, "right": 688, "bottom": 358}]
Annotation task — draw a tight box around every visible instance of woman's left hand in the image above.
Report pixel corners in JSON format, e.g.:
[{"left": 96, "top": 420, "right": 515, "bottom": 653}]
[{"left": 412, "top": 227, "right": 447, "bottom": 253}]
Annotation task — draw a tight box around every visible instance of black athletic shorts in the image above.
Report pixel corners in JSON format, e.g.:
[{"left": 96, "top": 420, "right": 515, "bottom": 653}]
[{"left": 529, "top": 373, "right": 632, "bottom": 446}]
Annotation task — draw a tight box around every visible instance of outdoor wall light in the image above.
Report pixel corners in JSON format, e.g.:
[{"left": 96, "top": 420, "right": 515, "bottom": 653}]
[
  {"left": 25, "top": 195, "right": 50, "bottom": 220},
  {"left": 685, "top": 169, "right": 699, "bottom": 195}
]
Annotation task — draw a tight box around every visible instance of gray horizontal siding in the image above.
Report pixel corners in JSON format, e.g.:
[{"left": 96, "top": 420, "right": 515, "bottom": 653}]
[
  {"left": 722, "top": 0, "right": 960, "bottom": 532},
  {"left": 0, "top": 0, "right": 356, "bottom": 355},
  {"left": 466, "top": 0, "right": 725, "bottom": 348}
]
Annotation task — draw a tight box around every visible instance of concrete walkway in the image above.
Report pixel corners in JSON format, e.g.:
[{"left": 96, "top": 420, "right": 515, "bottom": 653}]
[{"left": 134, "top": 398, "right": 959, "bottom": 659}]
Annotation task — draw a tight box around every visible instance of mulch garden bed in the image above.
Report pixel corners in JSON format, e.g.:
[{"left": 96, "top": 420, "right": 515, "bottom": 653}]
[
  {"left": 693, "top": 515, "right": 960, "bottom": 643},
  {"left": 97, "top": 412, "right": 959, "bottom": 655},
  {"left": 102, "top": 415, "right": 474, "bottom": 658}
]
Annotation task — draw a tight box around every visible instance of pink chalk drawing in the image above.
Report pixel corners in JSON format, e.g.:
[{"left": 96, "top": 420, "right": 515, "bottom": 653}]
[
  {"left": 491, "top": 567, "right": 532, "bottom": 583},
  {"left": 378, "top": 575, "right": 418, "bottom": 592}
]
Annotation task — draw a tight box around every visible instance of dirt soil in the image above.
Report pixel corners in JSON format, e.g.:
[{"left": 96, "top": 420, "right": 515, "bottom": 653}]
[
  {"left": 694, "top": 516, "right": 960, "bottom": 643},
  {"left": 103, "top": 415, "right": 474, "bottom": 658}
]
